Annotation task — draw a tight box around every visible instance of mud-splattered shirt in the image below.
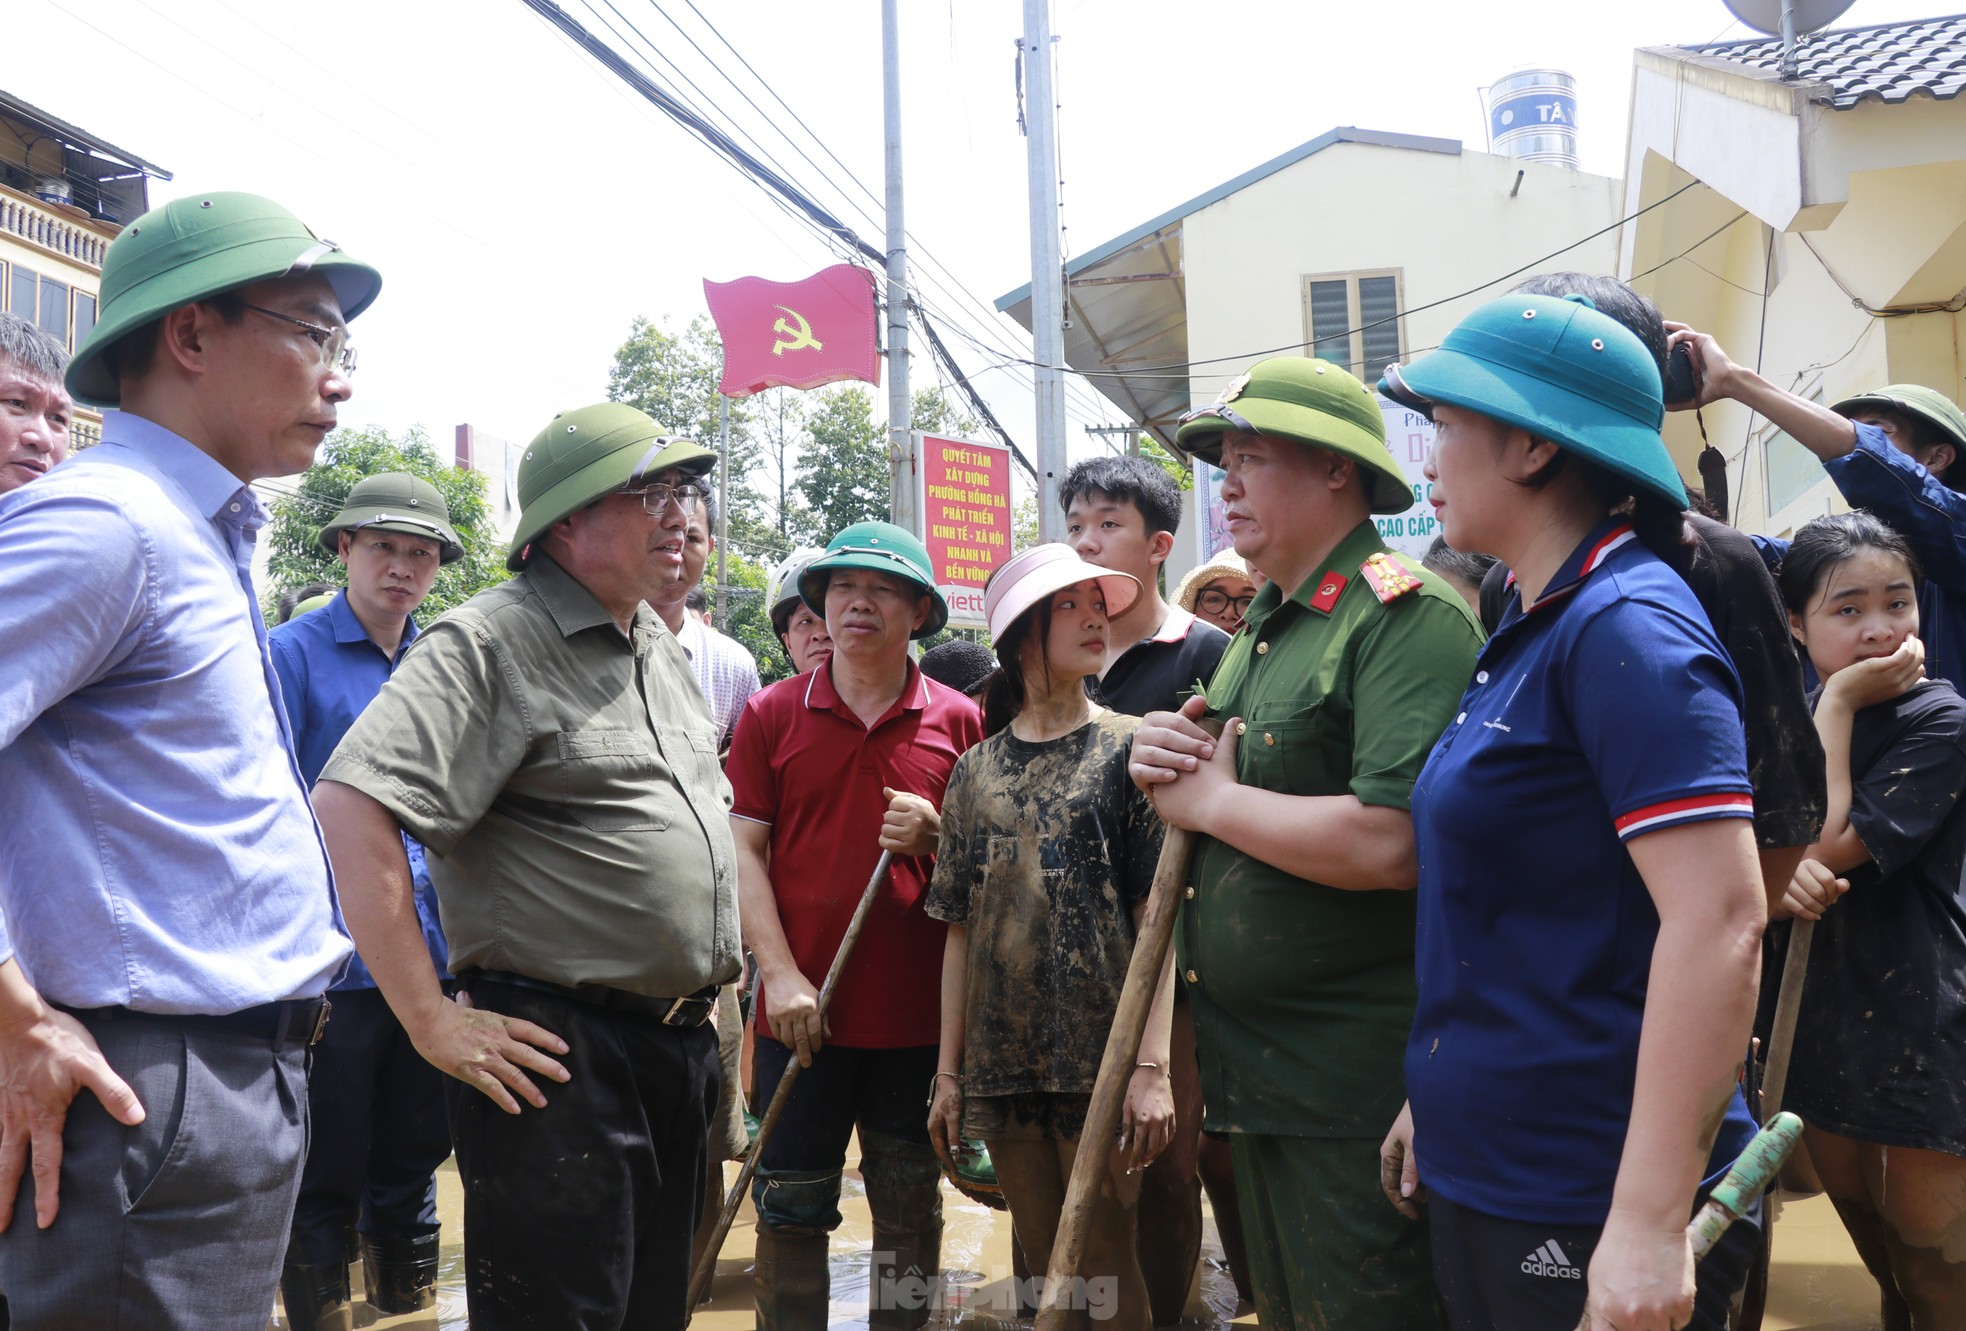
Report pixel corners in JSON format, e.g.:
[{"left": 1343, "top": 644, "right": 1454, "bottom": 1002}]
[
  {"left": 1785, "top": 678, "right": 1966, "bottom": 1156},
  {"left": 925, "top": 712, "right": 1162, "bottom": 1096}
]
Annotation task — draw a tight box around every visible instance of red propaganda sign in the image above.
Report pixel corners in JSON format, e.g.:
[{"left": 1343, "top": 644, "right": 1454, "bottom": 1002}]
[
  {"left": 702, "top": 264, "right": 881, "bottom": 398},
  {"left": 917, "top": 432, "right": 1012, "bottom": 629}
]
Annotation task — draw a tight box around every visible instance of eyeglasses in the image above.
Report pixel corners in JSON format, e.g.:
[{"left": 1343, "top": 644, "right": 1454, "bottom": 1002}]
[
  {"left": 1196, "top": 588, "right": 1256, "bottom": 617},
  {"left": 1175, "top": 402, "right": 1256, "bottom": 434},
  {"left": 219, "top": 299, "right": 357, "bottom": 376},
  {"left": 619, "top": 481, "right": 707, "bottom": 516}
]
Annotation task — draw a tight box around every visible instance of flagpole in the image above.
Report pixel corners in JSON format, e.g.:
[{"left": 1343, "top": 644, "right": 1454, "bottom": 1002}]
[
  {"left": 882, "top": 0, "right": 919, "bottom": 539},
  {"left": 717, "top": 393, "right": 731, "bottom": 626}
]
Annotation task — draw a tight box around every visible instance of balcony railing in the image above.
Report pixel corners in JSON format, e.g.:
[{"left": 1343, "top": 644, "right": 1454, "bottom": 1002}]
[
  {"left": 71, "top": 416, "right": 103, "bottom": 452},
  {"left": 0, "top": 185, "right": 114, "bottom": 271}
]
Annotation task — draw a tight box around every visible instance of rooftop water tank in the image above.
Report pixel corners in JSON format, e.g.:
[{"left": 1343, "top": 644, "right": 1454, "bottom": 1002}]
[{"left": 1487, "top": 69, "right": 1578, "bottom": 171}]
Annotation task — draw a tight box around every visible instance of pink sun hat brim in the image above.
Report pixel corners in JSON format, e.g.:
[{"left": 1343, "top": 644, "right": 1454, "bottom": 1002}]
[{"left": 983, "top": 542, "right": 1141, "bottom": 642}]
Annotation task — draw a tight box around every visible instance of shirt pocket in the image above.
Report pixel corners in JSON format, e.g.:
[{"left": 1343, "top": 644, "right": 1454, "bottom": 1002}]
[
  {"left": 1240, "top": 699, "right": 1346, "bottom": 796},
  {"left": 555, "top": 728, "right": 675, "bottom": 833}
]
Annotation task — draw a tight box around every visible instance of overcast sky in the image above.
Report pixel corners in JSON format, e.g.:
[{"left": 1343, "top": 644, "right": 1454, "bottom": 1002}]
[{"left": 9, "top": 0, "right": 1953, "bottom": 473}]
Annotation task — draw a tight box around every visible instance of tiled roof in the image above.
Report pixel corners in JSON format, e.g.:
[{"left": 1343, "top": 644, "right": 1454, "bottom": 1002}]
[{"left": 1695, "top": 13, "right": 1966, "bottom": 108}]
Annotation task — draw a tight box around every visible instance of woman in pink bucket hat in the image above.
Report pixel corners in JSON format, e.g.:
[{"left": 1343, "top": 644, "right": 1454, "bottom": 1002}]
[{"left": 922, "top": 543, "right": 1177, "bottom": 1330}]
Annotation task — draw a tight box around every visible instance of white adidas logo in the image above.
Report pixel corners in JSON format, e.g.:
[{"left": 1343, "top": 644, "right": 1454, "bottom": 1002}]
[{"left": 1521, "top": 1240, "right": 1584, "bottom": 1279}]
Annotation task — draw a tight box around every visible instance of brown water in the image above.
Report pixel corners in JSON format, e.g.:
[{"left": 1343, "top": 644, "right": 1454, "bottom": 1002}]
[{"left": 279, "top": 1161, "right": 1884, "bottom": 1330}]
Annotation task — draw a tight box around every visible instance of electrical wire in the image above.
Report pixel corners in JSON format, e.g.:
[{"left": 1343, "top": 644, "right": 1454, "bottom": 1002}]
[
  {"left": 519, "top": 0, "right": 1059, "bottom": 465},
  {"left": 658, "top": 0, "right": 1118, "bottom": 427},
  {"left": 978, "top": 180, "right": 1709, "bottom": 384}
]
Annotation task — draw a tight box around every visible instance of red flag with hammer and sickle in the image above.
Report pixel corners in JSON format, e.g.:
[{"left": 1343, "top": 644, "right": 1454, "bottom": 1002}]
[{"left": 702, "top": 264, "right": 881, "bottom": 399}]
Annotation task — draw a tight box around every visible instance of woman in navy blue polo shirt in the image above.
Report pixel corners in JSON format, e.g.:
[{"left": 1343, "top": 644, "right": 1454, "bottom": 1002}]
[{"left": 1375, "top": 293, "right": 1766, "bottom": 1331}]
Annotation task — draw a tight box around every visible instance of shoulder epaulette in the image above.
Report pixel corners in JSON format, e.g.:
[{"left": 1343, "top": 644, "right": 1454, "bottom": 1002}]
[{"left": 1360, "top": 551, "right": 1424, "bottom": 605}]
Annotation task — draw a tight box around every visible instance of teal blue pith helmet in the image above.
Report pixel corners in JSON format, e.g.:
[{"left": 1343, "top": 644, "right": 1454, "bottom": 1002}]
[
  {"left": 1386, "top": 292, "right": 1686, "bottom": 508},
  {"left": 799, "top": 521, "right": 949, "bottom": 639}
]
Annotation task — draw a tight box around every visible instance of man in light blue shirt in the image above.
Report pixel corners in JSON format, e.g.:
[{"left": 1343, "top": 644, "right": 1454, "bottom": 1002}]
[{"left": 0, "top": 192, "right": 378, "bottom": 1331}]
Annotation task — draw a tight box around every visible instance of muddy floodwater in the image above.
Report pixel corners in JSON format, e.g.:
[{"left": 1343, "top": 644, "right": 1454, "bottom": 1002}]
[{"left": 277, "top": 1144, "right": 1889, "bottom": 1329}]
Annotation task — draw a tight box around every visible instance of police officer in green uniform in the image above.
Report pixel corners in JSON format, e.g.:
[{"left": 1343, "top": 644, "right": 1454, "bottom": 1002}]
[{"left": 1130, "top": 356, "right": 1481, "bottom": 1331}]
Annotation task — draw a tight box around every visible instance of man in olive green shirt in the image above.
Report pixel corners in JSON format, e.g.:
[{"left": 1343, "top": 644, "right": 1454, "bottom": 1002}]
[
  {"left": 314, "top": 403, "right": 741, "bottom": 1331},
  {"left": 1132, "top": 358, "right": 1481, "bottom": 1331}
]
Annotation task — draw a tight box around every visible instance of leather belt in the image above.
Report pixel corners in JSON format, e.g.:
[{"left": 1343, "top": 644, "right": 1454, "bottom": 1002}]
[
  {"left": 461, "top": 969, "right": 717, "bottom": 1028},
  {"left": 54, "top": 997, "right": 332, "bottom": 1049}
]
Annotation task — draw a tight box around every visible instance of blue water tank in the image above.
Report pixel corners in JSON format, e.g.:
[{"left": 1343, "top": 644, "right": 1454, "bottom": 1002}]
[{"left": 1487, "top": 69, "right": 1578, "bottom": 170}]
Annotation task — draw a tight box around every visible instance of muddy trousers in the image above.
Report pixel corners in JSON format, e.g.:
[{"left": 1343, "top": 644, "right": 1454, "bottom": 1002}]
[
  {"left": 750, "top": 1038, "right": 943, "bottom": 1331},
  {"left": 287, "top": 987, "right": 451, "bottom": 1261},
  {"left": 1231, "top": 1133, "right": 1448, "bottom": 1331},
  {"left": 449, "top": 979, "right": 718, "bottom": 1331}
]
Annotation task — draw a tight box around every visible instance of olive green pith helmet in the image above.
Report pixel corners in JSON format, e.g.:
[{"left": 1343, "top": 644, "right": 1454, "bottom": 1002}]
[
  {"left": 1832, "top": 385, "right": 1966, "bottom": 454},
  {"left": 318, "top": 472, "right": 465, "bottom": 564},
  {"left": 1176, "top": 356, "right": 1413, "bottom": 516},
  {"left": 506, "top": 402, "right": 717, "bottom": 571},
  {"left": 67, "top": 192, "right": 382, "bottom": 408}
]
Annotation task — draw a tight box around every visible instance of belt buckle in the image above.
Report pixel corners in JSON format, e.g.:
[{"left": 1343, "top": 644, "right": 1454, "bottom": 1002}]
[
  {"left": 661, "top": 995, "right": 692, "bottom": 1027},
  {"left": 309, "top": 998, "right": 333, "bottom": 1046}
]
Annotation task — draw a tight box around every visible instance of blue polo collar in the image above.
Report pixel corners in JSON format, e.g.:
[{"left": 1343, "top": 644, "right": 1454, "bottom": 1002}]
[
  {"left": 325, "top": 587, "right": 419, "bottom": 657},
  {"left": 1501, "top": 519, "right": 1636, "bottom": 624}
]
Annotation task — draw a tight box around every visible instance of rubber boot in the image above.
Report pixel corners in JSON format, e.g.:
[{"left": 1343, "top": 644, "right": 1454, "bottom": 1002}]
[
  {"left": 752, "top": 1226, "right": 832, "bottom": 1331},
  {"left": 861, "top": 1131, "right": 944, "bottom": 1331},
  {"left": 362, "top": 1233, "right": 440, "bottom": 1315},
  {"left": 279, "top": 1261, "right": 355, "bottom": 1331}
]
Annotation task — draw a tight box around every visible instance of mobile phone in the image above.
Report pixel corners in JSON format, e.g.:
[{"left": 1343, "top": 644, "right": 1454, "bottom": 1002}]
[{"left": 1665, "top": 342, "right": 1699, "bottom": 406}]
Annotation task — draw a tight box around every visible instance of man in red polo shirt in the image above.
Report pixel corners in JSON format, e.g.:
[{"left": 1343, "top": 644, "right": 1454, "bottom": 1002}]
[{"left": 728, "top": 521, "right": 983, "bottom": 1331}]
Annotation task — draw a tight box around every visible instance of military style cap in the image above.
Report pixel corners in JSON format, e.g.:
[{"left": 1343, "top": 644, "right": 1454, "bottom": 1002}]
[
  {"left": 1832, "top": 384, "right": 1966, "bottom": 453},
  {"left": 318, "top": 472, "right": 464, "bottom": 564},
  {"left": 506, "top": 402, "right": 716, "bottom": 571},
  {"left": 67, "top": 192, "right": 382, "bottom": 408},
  {"left": 798, "top": 520, "right": 948, "bottom": 639},
  {"left": 1176, "top": 357, "right": 1412, "bottom": 516},
  {"left": 1386, "top": 292, "right": 1686, "bottom": 509},
  {"left": 767, "top": 545, "right": 829, "bottom": 636}
]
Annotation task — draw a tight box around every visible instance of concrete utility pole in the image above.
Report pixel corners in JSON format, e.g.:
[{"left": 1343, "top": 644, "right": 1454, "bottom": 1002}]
[
  {"left": 716, "top": 394, "right": 731, "bottom": 625},
  {"left": 1022, "top": 0, "right": 1067, "bottom": 542},
  {"left": 882, "top": 0, "right": 919, "bottom": 538}
]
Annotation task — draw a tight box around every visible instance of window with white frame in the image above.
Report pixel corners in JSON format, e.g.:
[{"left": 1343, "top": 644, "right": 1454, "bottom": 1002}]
[
  {"left": 1763, "top": 385, "right": 1829, "bottom": 519},
  {"left": 1303, "top": 270, "right": 1403, "bottom": 386}
]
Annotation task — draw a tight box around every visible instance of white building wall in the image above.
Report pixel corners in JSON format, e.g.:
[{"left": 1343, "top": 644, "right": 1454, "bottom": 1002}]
[{"left": 1181, "top": 141, "right": 1624, "bottom": 404}]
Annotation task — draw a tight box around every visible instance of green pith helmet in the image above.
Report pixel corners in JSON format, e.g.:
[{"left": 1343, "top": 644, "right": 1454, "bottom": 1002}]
[
  {"left": 1832, "top": 384, "right": 1966, "bottom": 453},
  {"left": 1387, "top": 292, "right": 1685, "bottom": 508},
  {"left": 317, "top": 472, "right": 464, "bottom": 564},
  {"left": 67, "top": 192, "right": 383, "bottom": 408},
  {"left": 506, "top": 402, "right": 717, "bottom": 571},
  {"left": 798, "top": 521, "right": 948, "bottom": 639},
  {"left": 1176, "top": 356, "right": 1412, "bottom": 516}
]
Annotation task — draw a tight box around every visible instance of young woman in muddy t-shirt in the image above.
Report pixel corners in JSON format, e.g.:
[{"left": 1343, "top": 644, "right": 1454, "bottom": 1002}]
[
  {"left": 924, "top": 543, "right": 1176, "bottom": 1331},
  {"left": 1773, "top": 512, "right": 1966, "bottom": 1328}
]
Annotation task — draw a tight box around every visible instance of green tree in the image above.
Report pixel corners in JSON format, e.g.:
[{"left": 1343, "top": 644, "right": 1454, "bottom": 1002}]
[
  {"left": 608, "top": 315, "right": 782, "bottom": 559},
  {"left": 747, "top": 387, "right": 809, "bottom": 561},
  {"left": 910, "top": 385, "right": 977, "bottom": 439},
  {"left": 795, "top": 386, "right": 890, "bottom": 544},
  {"left": 263, "top": 425, "right": 508, "bottom": 620},
  {"left": 1142, "top": 434, "right": 1193, "bottom": 491},
  {"left": 703, "top": 550, "right": 790, "bottom": 684}
]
